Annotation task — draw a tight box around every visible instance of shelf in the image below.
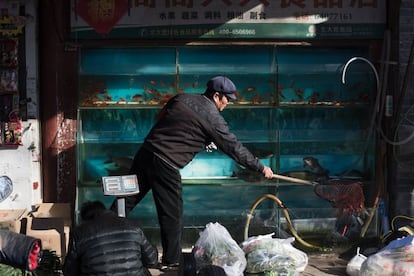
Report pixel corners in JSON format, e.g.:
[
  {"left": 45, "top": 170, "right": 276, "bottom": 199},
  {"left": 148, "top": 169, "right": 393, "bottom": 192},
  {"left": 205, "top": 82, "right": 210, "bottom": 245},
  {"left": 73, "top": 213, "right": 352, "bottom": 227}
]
[
  {"left": 78, "top": 102, "right": 279, "bottom": 108},
  {"left": 77, "top": 177, "right": 317, "bottom": 187},
  {"left": 78, "top": 101, "right": 371, "bottom": 108}
]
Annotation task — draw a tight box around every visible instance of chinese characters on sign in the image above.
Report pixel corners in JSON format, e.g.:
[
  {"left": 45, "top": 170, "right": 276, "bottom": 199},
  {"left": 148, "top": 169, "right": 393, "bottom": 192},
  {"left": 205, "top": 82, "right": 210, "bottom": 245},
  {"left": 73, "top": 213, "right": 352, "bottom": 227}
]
[
  {"left": 71, "top": 0, "right": 385, "bottom": 39},
  {"left": 128, "top": 0, "right": 378, "bottom": 8}
]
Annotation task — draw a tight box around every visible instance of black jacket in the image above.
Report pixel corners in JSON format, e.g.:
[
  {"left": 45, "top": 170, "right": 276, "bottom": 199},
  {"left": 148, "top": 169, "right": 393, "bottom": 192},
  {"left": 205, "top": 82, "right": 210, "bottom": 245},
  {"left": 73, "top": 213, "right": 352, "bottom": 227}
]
[
  {"left": 0, "top": 230, "right": 41, "bottom": 271},
  {"left": 63, "top": 210, "right": 158, "bottom": 276},
  {"left": 144, "top": 94, "right": 264, "bottom": 172}
]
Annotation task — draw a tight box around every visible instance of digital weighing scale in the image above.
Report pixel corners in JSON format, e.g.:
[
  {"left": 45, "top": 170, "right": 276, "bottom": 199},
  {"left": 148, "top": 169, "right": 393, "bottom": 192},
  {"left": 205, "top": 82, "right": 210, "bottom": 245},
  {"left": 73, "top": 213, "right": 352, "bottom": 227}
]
[{"left": 102, "top": 174, "right": 139, "bottom": 217}]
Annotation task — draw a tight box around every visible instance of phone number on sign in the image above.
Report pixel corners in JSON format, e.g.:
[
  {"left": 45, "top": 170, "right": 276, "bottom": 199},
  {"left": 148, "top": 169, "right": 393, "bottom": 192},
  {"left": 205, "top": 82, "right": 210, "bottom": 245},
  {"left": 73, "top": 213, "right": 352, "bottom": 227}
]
[
  {"left": 314, "top": 13, "right": 353, "bottom": 21},
  {"left": 218, "top": 29, "right": 256, "bottom": 35}
]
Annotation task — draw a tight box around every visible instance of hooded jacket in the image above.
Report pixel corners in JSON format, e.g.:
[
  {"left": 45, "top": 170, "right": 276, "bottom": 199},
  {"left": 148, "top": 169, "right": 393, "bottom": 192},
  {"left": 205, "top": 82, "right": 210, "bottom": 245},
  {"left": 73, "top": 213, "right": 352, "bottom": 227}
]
[
  {"left": 63, "top": 210, "right": 158, "bottom": 276},
  {"left": 143, "top": 93, "right": 264, "bottom": 172}
]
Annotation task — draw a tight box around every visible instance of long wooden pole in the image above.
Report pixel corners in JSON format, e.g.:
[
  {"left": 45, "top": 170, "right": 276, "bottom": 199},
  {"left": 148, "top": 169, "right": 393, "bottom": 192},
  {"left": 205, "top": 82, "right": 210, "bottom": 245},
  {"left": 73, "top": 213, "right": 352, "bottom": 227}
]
[{"left": 272, "top": 174, "right": 315, "bottom": 186}]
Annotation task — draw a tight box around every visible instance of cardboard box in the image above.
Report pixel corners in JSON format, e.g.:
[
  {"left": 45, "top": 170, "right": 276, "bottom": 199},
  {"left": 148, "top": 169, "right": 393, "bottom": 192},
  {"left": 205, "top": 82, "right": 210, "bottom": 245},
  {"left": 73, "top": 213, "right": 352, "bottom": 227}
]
[
  {"left": 0, "top": 209, "right": 26, "bottom": 233},
  {"left": 32, "top": 203, "right": 72, "bottom": 227},
  {"left": 23, "top": 203, "right": 72, "bottom": 260}
]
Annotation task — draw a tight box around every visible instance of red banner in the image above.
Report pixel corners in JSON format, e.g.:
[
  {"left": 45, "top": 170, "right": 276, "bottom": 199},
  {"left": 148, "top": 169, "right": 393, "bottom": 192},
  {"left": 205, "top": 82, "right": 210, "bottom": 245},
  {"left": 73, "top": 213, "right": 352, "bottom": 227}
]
[{"left": 76, "top": 0, "right": 128, "bottom": 34}]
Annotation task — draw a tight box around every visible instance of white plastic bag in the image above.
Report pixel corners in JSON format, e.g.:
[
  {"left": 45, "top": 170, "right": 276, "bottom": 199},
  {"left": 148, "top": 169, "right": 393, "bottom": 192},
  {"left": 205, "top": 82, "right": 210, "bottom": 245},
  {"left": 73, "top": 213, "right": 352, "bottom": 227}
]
[
  {"left": 346, "top": 247, "right": 367, "bottom": 276},
  {"left": 192, "top": 222, "right": 247, "bottom": 276},
  {"left": 359, "top": 235, "right": 414, "bottom": 276},
  {"left": 240, "top": 233, "right": 308, "bottom": 274}
]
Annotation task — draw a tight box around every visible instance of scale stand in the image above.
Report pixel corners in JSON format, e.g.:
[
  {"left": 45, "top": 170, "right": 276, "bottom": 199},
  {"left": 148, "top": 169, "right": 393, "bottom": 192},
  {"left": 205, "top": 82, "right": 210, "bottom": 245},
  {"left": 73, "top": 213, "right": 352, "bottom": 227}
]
[{"left": 102, "top": 175, "right": 140, "bottom": 217}]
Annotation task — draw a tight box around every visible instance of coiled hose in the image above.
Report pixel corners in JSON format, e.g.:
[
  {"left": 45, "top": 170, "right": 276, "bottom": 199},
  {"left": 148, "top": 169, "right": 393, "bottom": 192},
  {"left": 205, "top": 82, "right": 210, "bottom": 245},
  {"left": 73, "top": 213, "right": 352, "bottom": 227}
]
[{"left": 244, "top": 193, "right": 332, "bottom": 252}]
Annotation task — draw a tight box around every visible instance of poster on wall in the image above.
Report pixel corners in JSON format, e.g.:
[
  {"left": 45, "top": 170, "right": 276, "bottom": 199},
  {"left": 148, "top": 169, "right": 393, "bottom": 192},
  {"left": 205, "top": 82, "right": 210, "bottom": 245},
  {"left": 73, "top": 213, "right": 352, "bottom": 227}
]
[
  {"left": 70, "top": 0, "right": 386, "bottom": 39},
  {"left": 0, "top": 37, "right": 21, "bottom": 147}
]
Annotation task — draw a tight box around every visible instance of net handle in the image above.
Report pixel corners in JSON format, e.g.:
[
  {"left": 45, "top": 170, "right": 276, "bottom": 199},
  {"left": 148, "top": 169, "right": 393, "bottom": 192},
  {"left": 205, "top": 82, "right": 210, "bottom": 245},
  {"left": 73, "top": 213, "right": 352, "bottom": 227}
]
[{"left": 272, "top": 173, "right": 316, "bottom": 186}]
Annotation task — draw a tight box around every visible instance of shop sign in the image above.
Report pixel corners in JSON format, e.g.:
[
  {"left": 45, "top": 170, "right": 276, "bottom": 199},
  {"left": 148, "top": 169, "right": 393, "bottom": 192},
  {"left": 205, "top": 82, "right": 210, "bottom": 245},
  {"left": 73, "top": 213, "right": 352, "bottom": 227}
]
[{"left": 71, "top": 0, "right": 386, "bottom": 39}]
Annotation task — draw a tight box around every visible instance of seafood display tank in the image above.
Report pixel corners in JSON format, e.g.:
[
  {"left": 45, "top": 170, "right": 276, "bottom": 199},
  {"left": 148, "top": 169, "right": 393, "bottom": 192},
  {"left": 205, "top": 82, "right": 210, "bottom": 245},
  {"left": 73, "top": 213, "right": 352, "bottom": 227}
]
[{"left": 76, "top": 46, "right": 379, "bottom": 245}]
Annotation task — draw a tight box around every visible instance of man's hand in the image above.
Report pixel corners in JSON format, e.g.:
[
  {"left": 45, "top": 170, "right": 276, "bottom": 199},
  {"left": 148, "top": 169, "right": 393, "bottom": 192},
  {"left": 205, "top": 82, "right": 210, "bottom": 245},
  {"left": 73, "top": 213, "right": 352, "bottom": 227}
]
[{"left": 262, "top": 166, "right": 274, "bottom": 179}]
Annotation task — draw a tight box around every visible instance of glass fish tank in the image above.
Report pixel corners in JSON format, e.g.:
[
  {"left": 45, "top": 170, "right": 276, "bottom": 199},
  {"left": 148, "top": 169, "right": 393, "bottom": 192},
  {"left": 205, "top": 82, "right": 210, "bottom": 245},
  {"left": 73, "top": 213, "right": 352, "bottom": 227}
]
[{"left": 77, "top": 46, "right": 378, "bottom": 244}]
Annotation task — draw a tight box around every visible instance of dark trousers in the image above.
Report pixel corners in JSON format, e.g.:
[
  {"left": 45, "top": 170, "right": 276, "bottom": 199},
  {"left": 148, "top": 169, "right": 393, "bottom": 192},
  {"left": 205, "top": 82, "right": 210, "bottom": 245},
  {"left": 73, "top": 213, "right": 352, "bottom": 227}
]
[{"left": 111, "top": 147, "right": 183, "bottom": 265}]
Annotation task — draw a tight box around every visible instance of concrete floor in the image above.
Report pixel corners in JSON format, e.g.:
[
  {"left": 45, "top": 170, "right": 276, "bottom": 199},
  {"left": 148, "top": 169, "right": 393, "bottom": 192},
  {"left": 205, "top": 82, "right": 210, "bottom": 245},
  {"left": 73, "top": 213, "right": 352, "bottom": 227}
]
[
  {"left": 147, "top": 235, "right": 382, "bottom": 275},
  {"left": 301, "top": 253, "right": 349, "bottom": 276},
  {"left": 148, "top": 251, "right": 351, "bottom": 275}
]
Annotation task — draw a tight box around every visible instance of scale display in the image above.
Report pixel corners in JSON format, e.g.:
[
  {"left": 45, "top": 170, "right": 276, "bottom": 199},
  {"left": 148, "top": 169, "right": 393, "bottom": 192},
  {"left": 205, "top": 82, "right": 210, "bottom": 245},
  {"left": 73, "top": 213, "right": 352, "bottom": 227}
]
[{"left": 102, "top": 175, "right": 139, "bottom": 196}]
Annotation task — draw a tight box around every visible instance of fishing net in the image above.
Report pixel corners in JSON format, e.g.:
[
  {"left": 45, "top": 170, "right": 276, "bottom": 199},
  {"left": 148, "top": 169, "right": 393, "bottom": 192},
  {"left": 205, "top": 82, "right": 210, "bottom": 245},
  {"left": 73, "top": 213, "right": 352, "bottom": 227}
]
[
  {"left": 313, "top": 179, "right": 366, "bottom": 238},
  {"left": 270, "top": 173, "right": 366, "bottom": 239},
  {"left": 271, "top": 174, "right": 365, "bottom": 216},
  {"left": 314, "top": 179, "right": 365, "bottom": 216}
]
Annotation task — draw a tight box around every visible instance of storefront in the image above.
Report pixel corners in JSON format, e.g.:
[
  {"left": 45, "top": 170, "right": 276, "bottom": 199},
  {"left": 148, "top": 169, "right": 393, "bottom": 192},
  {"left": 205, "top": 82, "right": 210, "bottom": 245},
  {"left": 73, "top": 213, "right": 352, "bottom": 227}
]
[
  {"left": 69, "top": 0, "right": 386, "bottom": 245},
  {"left": 0, "top": 1, "right": 42, "bottom": 211}
]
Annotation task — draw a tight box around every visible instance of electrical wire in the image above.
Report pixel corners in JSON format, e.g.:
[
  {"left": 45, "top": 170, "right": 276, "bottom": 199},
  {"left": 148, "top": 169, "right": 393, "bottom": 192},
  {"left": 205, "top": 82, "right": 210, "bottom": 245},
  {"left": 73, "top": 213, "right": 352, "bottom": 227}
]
[
  {"left": 342, "top": 37, "right": 414, "bottom": 148},
  {"left": 389, "top": 215, "right": 414, "bottom": 231},
  {"left": 381, "top": 215, "right": 414, "bottom": 243},
  {"left": 379, "top": 38, "right": 414, "bottom": 146},
  {"left": 390, "top": 39, "right": 414, "bottom": 168}
]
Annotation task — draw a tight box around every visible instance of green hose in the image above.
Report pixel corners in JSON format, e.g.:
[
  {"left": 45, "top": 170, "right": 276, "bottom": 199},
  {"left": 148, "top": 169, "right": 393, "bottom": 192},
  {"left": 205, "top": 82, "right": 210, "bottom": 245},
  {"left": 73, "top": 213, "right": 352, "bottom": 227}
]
[{"left": 244, "top": 193, "right": 331, "bottom": 252}]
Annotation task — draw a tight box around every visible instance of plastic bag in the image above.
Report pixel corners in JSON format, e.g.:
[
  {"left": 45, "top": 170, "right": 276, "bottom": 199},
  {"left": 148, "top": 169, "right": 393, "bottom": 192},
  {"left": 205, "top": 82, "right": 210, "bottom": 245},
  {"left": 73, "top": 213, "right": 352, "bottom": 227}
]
[
  {"left": 346, "top": 247, "right": 367, "bottom": 276},
  {"left": 359, "top": 235, "right": 414, "bottom": 276},
  {"left": 240, "top": 233, "right": 308, "bottom": 274},
  {"left": 192, "top": 222, "right": 246, "bottom": 276}
]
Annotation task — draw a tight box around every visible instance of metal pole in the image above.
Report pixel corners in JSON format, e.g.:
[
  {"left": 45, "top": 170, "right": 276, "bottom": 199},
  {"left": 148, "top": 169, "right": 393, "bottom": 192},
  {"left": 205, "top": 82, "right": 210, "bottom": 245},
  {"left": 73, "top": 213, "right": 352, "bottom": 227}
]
[{"left": 117, "top": 197, "right": 126, "bottom": 217}]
